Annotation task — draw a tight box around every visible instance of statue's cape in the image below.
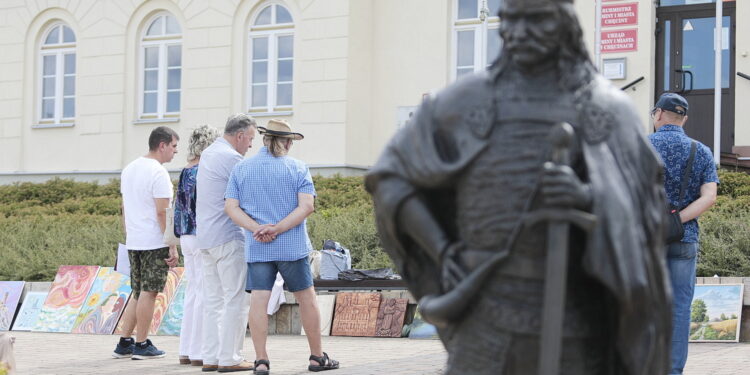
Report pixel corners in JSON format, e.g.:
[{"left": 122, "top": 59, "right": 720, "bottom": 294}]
[{"left": 365, "top": 71, "right": 671, "bottom": 375}]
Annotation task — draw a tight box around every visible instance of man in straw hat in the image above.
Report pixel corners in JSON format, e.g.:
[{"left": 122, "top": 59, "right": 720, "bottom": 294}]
[
  {"left": 365, "top": 0, "right": 671, "bottom": 373},
  {"left": 225, "top": 119, "right": 339, "bottom": 374}
]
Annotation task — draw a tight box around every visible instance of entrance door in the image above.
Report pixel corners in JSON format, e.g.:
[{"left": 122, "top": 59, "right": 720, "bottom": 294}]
[{"left": 655, "top": 2, "right": 736, "bottom": 153}]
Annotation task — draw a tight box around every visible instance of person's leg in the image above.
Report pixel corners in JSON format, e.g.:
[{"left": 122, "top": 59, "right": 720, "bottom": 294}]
[
  {"left": 186, "top": 236, "right": 205, "bottom": 362},
  {"left": 216, "top": 240, "right": 251, "bottom": 367},
  {"left": 279, "top": 257, "right": 337, "bottom": 369},
  {"left": 246, "top": 261, "right": 278, "bottom": 372},
  {"left": 249, "top": 290, "right": 272, "bottom": 370},
  {"left": 135, "top": 291, "right": 158, "bottom": 342},
  {"left": 294, "top": 286, "right": 323, "bottom": 360},
  {"left": 178, "top": 236, "right": 196, "bottom": 359},
  {"left": 201, "top": 245, "right": 223, "bottom": 367},
  {"left": 121, "top": 250, "right": 141, "bottom": 338},
  {"left": 667, "top": 242, "right": 698, "bottom": 375},
  {"left": 113, "top": 250, "right": 140, "bottom": 358},
  {"left": 131, "top": 247, "right": 170, "bottom": 359}
]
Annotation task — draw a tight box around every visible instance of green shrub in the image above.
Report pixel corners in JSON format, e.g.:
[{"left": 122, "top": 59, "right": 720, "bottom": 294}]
[
  {"left": 0, "top": 214, "right": 123, "bottom": 281},
  {"left": 717, "top": 170, "right": 750, "bottom": 198}
]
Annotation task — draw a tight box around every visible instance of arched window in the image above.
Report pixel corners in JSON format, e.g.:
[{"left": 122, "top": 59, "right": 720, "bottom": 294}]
[
  {"left": 39, "top": 23, "right": 76, "bottom": 125},
  {"left": 139, "top": 13, "right": 182, "bottom": 119},
  {"left": 248, "top": 3, "right": 294, "bottom": 113},
  {"left": 453, "top": 0, "right": 501, "bottom": 79}
]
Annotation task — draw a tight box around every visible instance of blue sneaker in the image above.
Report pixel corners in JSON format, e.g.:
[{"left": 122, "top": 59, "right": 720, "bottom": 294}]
[
  {"left": 132, "top": 339, "right": 166, "bottom": 360},
  {"left": 112, "top": 338, "right": 135, "bottom": 359}
]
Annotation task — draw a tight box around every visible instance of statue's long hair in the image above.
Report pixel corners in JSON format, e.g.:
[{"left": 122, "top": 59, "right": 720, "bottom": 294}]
[{"left": 492, "top": 3, "right": 596, "bottom": 92}]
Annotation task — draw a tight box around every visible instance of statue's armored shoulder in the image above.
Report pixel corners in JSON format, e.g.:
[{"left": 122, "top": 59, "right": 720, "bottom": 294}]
[
  {"left": 429, "top": 72, "right": 496, "bottom": 139},
  {"left": 576, "top": 76, "right": 642, "bottom": 144}
]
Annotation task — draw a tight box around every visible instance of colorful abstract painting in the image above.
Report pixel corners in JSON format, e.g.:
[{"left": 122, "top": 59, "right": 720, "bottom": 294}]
[
  {"left": 71, "top": 267, "right": 131, "bottom": 334},
  {"left": 11, "top": 291, "right": 48, "bottom": 331},
  {"left": 690, "top": 284, "right": 744, "bottom": 342},
  {"left": 156, "top": 276, "right": 187, "bottom": 336},
  {"left": 114, "top": 267, "right": 184, "bottom": 335},
  {"left": 0, "top": 281, "right": 25, "bottom": 330},
  {"left": 32, "top": 266, "right": 99, "bottom": 333}
]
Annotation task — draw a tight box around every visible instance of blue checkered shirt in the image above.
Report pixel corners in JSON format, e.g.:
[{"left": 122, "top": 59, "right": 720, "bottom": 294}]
[
  {"left": 649, "top": 125, "right": 719, "bottom": 243},
  {"left": 225, "top": 147, "right": 316, "bottom": 262}
]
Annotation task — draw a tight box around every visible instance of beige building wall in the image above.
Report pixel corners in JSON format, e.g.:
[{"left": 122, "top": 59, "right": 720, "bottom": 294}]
[
  {"left": 0, "top": 0, "right": 356, "bottom": 177},
  {"left": 736, "top": 0, "right": 750, "bottom": 147},
  {"left": 1, "top": 0, "right": 748, "bottom": 181},
  {"left": 575, "top": 0, "right": 656, "bottom": 132}
]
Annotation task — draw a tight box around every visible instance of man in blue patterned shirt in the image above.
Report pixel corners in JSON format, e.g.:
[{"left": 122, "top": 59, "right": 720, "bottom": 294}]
[
  {"left": 648, "top": 93, "right": 719, "bottom": 375},
  {"left": 225, "top": 119, "right": 339, "bottom": 373}
]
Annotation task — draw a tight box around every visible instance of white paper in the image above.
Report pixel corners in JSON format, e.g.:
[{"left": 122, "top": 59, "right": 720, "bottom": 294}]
[{"left": 116, "top": 243, "right": 130, "bottom": 277}]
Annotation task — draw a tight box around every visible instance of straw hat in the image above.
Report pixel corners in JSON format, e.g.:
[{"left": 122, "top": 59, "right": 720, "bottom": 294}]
[{"left": 258, "top": 119, "right": 304, "bottom": 140}]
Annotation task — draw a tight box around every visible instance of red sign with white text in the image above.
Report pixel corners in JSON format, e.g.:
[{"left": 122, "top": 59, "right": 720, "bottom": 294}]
[
  {"left": 600, "top": 29, "right": 638, "bottom": 53},
  {"left": 601, "top": 3, "right": 638, "bottom": 27}
]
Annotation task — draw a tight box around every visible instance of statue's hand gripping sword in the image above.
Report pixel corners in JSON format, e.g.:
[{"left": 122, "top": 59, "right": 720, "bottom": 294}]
[{"left": 529, "top": 123, "right": 596, "bottom": 375}]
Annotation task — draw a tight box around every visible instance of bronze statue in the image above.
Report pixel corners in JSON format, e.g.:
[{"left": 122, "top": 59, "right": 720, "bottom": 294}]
[{"left": 365, "top": 0, "right": 672, "bottom": 373}]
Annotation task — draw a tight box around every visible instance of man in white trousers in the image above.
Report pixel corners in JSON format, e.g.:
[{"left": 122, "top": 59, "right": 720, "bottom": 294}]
[{"left": 196, "top": 114, "right": 256, "bottom": 372}]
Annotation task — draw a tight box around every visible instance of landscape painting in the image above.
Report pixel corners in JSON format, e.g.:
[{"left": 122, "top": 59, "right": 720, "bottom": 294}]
[
  {"left": 0, "top": 281, "right": 25, "bottom": 330},
  {"left": 33, "top": 266, "right": 100, "bottom": 333},
  {"left": 11, "top": 291, "right": 48, "bottom": 331},
  {"left": 408, "top": 306, "right": 438, "bottom": 339},
  {"left": 690, "top": 284, "right": 744, "bottom": 342},
  {"left": 71, "top": 267, "right": 131, "bottom": 334}
]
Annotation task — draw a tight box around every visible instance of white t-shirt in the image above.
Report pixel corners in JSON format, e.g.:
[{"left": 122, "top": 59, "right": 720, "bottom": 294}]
[{"left": 121, "top": 156, "right": 173, "bottom": 250}]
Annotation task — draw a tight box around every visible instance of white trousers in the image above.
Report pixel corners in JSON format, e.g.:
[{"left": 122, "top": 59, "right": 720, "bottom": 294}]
[
  {"left": 179, "top": 235, "right": 204, "bottom": 360},
  {"left": 201, "top": 239, "right": 250, "bottom": 366}
]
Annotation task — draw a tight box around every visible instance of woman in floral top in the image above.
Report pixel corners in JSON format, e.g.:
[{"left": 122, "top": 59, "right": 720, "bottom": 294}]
[{"left": 175, "top": 125, "right": 220, "bottom": 366}]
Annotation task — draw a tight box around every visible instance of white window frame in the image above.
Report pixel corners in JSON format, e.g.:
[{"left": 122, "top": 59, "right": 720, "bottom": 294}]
[
  {"left": 37, "top": 22, "right": 76, "bottom": 127},
  {"left": 247, "top": 2, "right": 295, "bottom": 115},
  {"left": 138, "top": 12, "right": 182, "bottom": 121},
  {"left": 451, "top": 0, "right": 501, "bottom": 81}
]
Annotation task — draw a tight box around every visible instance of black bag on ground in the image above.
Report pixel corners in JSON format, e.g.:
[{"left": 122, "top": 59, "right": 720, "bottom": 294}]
[{"left": 665, "top": 141, "right": 697, "bottom": 244}]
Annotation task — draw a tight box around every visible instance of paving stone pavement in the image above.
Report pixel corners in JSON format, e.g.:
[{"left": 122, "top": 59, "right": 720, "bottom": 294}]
[
  {"left": 9, "top": 331, "right": 750, "bottom": 374},
  {"left": 10, "top": 332, "right": 446, "bottom": 375}
]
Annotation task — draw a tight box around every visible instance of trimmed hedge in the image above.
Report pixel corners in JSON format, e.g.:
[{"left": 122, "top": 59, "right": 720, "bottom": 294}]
[
  {"left": 0, "top": 176, "right": 390, "bottom": 281},
  {"left": 1, "top": 170, "right": 749, "bottom": 281}
]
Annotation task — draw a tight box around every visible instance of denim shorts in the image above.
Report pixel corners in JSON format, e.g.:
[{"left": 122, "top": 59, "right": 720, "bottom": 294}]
[{"left": 246, "top": 256, "right": 313, "bottom": 292}]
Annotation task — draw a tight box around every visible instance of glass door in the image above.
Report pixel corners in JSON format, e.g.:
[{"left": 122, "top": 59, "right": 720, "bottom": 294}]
[{"left": 655, "top": 3, "right": 735, "bottom": 153}]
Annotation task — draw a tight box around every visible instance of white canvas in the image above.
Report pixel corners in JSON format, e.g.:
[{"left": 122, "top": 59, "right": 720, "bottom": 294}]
[{"left": 301, "top": 295, "right": 336, "bottom": 336}]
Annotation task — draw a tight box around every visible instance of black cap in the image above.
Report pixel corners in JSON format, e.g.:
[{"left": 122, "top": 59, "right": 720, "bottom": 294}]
[{"left": 654, "top": 93, "right": 689, "bottom": 116}]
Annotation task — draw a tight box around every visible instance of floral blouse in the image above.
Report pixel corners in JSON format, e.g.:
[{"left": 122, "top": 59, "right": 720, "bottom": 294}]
[{"left": 175, "top": 165, "right": 198, "bottom": 237}]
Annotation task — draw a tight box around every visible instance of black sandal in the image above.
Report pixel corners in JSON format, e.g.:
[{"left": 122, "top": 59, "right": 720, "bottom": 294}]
[
  {"left": 254, "top": 359, "right": 270, "bottom": 375},
  {"left": 308, "top": 352, "right": 339, "bottom": 372}
]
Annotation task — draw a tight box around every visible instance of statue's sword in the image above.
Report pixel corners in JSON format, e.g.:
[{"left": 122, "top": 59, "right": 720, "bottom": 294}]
[{"left": 525, "top": 123, "right": 597, "bottom": 375}]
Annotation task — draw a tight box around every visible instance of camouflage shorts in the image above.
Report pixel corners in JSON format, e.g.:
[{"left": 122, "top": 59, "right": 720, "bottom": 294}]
[{"left": 128, "top": 247, "right": 169, "bottom": 299}]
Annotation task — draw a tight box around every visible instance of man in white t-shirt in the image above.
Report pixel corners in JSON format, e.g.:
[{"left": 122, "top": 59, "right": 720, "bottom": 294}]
[{"left": 113, "top": 126, "right": 180, "bottom": 360}]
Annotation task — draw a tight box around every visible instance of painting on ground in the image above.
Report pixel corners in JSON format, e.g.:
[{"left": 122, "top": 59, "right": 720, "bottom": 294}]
[
  {"left": 156, "top": 275, "right": 187, "bottom": 336},
  {"left": 11, "top": 291, "right": 48, "bottom": 331},
  {"left": 71, "top": 267, "right": 131, "bottom": 334},
  {"left": 408, "top": 306, "right": 438, "bottom": 339},
  {"left": 0, "top": 281, "right": 25, "bottom": 330},
  {"left": 32, "top": 266, "right": 99, "bottom": 333},
  {"left": 690, "top": 284, "right": 744, "bottom": 342},
  {"left": 114, "top": 267, "right": 184, "bottom": 335}
]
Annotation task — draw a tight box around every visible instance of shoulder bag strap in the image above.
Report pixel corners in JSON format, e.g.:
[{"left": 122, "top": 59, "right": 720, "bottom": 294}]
[{"left": 677, "top": 141, "right": 697, "bottom": 209}]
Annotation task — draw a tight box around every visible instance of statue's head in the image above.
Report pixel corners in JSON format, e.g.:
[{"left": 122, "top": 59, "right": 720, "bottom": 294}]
[{"left": 497, "top": 0, "right": 589, "bottom": 72}]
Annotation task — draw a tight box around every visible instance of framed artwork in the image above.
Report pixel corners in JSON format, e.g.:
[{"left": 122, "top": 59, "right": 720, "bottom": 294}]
[
  {"left": 689, "top": 284, "right": 744, "bottom": 342},
  {"left": 0, "top": 281, "right": 25, "bottom": 330},
  {"left": 33, "top": 266, "right": 99, "bottom": 333},
  {"left": 11, "top": 291, "right": 48, "bottom": 331},
  {"left": 71, "top": 267, "right": 131, "bottom": 334}
]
